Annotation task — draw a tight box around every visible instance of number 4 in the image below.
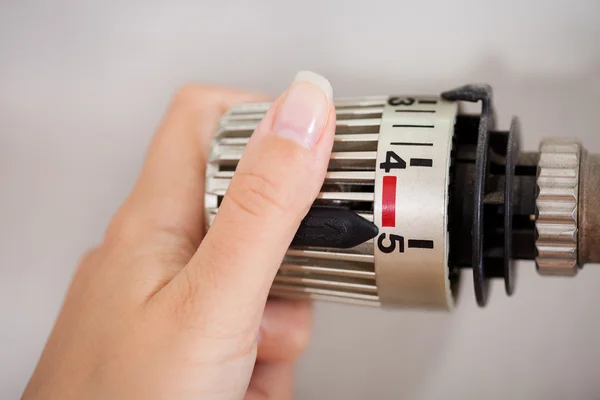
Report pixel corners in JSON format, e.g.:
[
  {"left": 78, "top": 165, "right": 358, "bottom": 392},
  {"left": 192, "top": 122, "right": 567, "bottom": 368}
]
[{"left": 379, "top": 151, "right": 406, "bottom": 172}]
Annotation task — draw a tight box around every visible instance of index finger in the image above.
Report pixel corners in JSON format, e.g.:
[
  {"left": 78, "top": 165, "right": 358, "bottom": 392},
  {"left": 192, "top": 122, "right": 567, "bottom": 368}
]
[{"left": 106, "top": 85, "right": 270, "bottom": 252}]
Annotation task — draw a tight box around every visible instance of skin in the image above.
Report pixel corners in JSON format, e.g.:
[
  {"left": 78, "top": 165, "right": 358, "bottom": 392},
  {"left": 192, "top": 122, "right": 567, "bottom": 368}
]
[{"left": 21, "top": 83, "right": 336, "bottom": 399}]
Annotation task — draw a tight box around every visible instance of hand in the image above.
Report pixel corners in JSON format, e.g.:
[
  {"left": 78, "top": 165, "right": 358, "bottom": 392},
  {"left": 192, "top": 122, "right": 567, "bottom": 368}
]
[{"left": 22, "top": 71, "right": 336, "bottom": 399}]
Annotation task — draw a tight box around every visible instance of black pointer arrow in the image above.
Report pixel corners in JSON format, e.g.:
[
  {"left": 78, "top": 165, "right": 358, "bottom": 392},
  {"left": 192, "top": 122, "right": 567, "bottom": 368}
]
[
  {"left": 291, "top": 206, "right": 379, "bottom": 249},
  {"left": 297, "top": 221, "right": 340, "bottom": 240}
]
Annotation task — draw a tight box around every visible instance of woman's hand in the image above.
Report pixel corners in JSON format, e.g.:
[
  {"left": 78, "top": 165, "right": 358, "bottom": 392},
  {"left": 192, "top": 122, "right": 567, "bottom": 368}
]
[{"left": 22, "top": 71, "right": 335, "bottom": 400}]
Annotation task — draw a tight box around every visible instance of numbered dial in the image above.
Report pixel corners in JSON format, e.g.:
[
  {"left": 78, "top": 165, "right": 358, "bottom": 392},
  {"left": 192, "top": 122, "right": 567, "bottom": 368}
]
[
  {"left": 374, "top": 96, "right": 457, "bottom": 309},
  {"left": 207, "top": 94, "right": 459, "bottom": 310}
]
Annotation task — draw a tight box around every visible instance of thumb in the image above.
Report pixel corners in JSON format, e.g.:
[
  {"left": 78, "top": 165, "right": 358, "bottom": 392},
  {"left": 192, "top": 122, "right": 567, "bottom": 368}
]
[{"left": 163, "top": 71, "right": 335, "bottom": 335}]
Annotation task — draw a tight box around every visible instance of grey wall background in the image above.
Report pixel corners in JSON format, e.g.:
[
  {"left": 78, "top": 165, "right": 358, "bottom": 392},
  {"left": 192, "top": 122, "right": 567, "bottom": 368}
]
[{"left": 1, "top": 1, "right": 600, "bottom": 399}]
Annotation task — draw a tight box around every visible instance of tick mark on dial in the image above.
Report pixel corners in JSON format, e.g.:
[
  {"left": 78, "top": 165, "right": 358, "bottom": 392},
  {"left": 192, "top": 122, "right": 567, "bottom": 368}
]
[
  {"left": 395, "top": 109, "right": 435, "bottom": 113},
  {"left": 393, "top": 124, "right": 435, "bottom": 128},
  {"left": 391, "top": 142, "right": 433, "bottom": 147},
  {"left": 410, "top": 158, "right": 433, "bottom": 167},
  {"left": 408, "top": 240, "right": 434, "bottom": 249}
]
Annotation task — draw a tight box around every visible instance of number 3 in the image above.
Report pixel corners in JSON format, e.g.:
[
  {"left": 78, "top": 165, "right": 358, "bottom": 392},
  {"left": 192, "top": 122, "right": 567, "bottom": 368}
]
[{"left": 388, "top": 97, "right": 415, "bottom": 106}]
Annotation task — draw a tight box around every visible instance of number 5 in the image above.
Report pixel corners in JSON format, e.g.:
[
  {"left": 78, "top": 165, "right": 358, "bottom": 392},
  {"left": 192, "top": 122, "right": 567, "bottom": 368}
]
[{"left": 377, "top": 233, "right": 405, "bottom": 253}]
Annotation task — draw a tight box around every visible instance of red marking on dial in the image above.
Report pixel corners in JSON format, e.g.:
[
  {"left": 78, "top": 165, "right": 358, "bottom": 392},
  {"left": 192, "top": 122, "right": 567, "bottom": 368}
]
[{"left": 382, "top": 176, "right": 397, "bottom": 227}]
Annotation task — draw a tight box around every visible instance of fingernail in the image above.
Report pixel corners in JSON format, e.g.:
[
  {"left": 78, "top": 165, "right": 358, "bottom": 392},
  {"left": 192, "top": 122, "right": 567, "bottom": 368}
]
[{"left": 273, "top": 71, "right": 333, "bottom": 148}]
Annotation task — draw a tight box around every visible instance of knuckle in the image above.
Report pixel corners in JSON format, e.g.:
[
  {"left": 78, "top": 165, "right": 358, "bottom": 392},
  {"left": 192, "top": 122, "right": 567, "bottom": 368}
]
[
  {"left": 72, "top": 246, "right": 104, "bottom": 277},
  {"left": 103, "top": 215, "right": 143, "bottom": 249},
  {"left": 171, "top": 84, "right": 233, "bottom": 113},
  {"left": 102, "top": 202, "right": 143, "bottom": 245},
  {"left": 226, "top": 171, "right": 287, "bottom": 218},
  {"left": 169, "top": 84, "right": 217, "bottom": 115},
  {"left": 172, "top": 84, "right": 209, "bottom": 106},
  {"left": 79, "top": 246, "right": 103, "bottom": 266}
]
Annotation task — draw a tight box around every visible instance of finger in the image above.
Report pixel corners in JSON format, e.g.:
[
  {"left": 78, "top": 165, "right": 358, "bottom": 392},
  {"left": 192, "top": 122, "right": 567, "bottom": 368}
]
[
  {"left": 106, "top": 85, "right": 269, "bottom": 253},
  {"left": 245, "top": 363, "right": 294, "bottom": 400},
  {"left": 163, "top": 71, "right": 335, "bottom": 336},
  {"left": 257, "top": 299, "right": 313, "bottom": 363}
]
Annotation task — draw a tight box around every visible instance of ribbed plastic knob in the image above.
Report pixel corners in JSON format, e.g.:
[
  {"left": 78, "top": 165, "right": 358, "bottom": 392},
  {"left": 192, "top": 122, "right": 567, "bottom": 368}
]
[
  {"left": 205, "top": 94, "right": 458, "bottom": 309},
  {"left": 206, "top": 96, "right": 386, "bottom": 307}
]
